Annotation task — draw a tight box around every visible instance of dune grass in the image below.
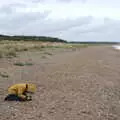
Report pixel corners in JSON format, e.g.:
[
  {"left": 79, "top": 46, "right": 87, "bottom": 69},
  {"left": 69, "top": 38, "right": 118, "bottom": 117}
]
[
  {"left": 0, "top": 40, "right": 89, "bottom": 58},
  {"left": 0, "top": 72, "right": 9, "bottom": 78},
  {"left": 0, "top": 41, "right": 51, "bottom": 58},
  {"left": 14, "top": 62, "right": 34, "bottom": 66}
]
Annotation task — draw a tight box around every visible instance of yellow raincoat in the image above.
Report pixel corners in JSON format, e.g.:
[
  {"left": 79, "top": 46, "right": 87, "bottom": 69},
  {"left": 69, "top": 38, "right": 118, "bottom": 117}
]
[{"left": 8, "top": 83, "right": 36, "bottom": 100}]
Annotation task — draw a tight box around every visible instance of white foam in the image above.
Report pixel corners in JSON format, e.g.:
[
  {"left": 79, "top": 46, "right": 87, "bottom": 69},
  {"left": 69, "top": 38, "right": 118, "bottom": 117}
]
[{"left": 113, "top": 45, "right": 120, "bottom": 50}]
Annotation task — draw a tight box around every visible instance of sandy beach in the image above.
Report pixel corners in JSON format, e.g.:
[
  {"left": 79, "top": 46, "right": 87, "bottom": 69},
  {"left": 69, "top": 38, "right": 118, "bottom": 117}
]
[{"left": 0, "top": 46, "right": 120, "bottom": 120}]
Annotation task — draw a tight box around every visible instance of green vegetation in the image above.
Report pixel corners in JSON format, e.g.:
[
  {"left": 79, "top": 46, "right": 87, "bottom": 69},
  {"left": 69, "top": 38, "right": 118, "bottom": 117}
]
[
  {"left": 0, "top": 35, "right": 67, "bottom": 43},
  {"left": 14, "top": 62, "right": 33, "bottom": 66},
  {"left": 0, "top": 72, "right": 9, "bottom": 78},
  {"left": 14, "top": 62, "right": 25, "bottom": 66}
]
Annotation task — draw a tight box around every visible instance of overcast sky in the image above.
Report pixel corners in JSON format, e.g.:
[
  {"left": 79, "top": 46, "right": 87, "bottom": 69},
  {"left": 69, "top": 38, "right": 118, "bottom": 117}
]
[{"left": 0, "top": 0, "right": 120, "bottom": 41}]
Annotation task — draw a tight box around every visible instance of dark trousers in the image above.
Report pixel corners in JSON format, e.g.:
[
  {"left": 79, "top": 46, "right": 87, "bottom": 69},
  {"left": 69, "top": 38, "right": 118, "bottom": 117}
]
[{"left": 4, "top": 94, "right": 25, "bottom": 101}]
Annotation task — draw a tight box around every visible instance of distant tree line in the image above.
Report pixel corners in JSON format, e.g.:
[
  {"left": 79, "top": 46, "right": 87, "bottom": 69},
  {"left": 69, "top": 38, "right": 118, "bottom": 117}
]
[
  {"left": 0, "top": 34, "right": 119, "bottom": 44},
  {"left": 0, "top": 34, "right": 67, "bottom": 43},
  {"left": 69, "top": 41, "right": 119, "bottom": 44}
]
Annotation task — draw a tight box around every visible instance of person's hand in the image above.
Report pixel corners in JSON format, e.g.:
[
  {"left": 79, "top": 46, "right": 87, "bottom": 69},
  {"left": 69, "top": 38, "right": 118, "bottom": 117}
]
[{"left": 26, "top": 95, "right": 32, "bottom": 101}]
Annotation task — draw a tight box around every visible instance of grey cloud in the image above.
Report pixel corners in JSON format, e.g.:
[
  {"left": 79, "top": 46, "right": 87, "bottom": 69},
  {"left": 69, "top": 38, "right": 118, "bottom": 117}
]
[
  {"left": 66, "top": 18, "right": 120, "bottom": 35},
  {"left": 0, "top": 2, "right": 50, "bottom": 33},
  {"left": 27, "top": 0, "right": 88, "bottom": 3},
  {"left": 18, "top": 16, "right": 93, "bottom": 35},
  {"left": 58, "top": 0, "right": 87, "bottom": 3},
  {"left": 30, "top": 0, "right": 44, "bottom": 2},
  {"left": 43, "top": 16, "right": 93, "bottom": 32},
  {"left": 45, "top": 18, "right": 120, "bottom": 42},
  {"left": 0, "top": 3, "right": 26, "bottom": 15},
  {"left": 0, "top": 5, "right": 13, "bottom": 14},
  {"left": 1, "top": 15, "right": 120, "bottom": 42},
  {"left": 2, "top": 12, "right": 120, "bottom": 42},
  {"left": 0, "top": 10, "right": 50, "bottom": 32}
]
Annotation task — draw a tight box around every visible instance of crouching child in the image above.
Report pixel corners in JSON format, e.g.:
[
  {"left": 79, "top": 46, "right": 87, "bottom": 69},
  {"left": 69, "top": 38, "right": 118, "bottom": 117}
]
[{"left": 4, "top": 83, "right": 36, "bottom": 101}]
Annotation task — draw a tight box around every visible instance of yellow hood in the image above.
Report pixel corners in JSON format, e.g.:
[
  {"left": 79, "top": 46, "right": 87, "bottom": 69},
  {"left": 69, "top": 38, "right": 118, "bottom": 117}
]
[{"left": 27, "top": 84, "right": 36, "bottom": 93}]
